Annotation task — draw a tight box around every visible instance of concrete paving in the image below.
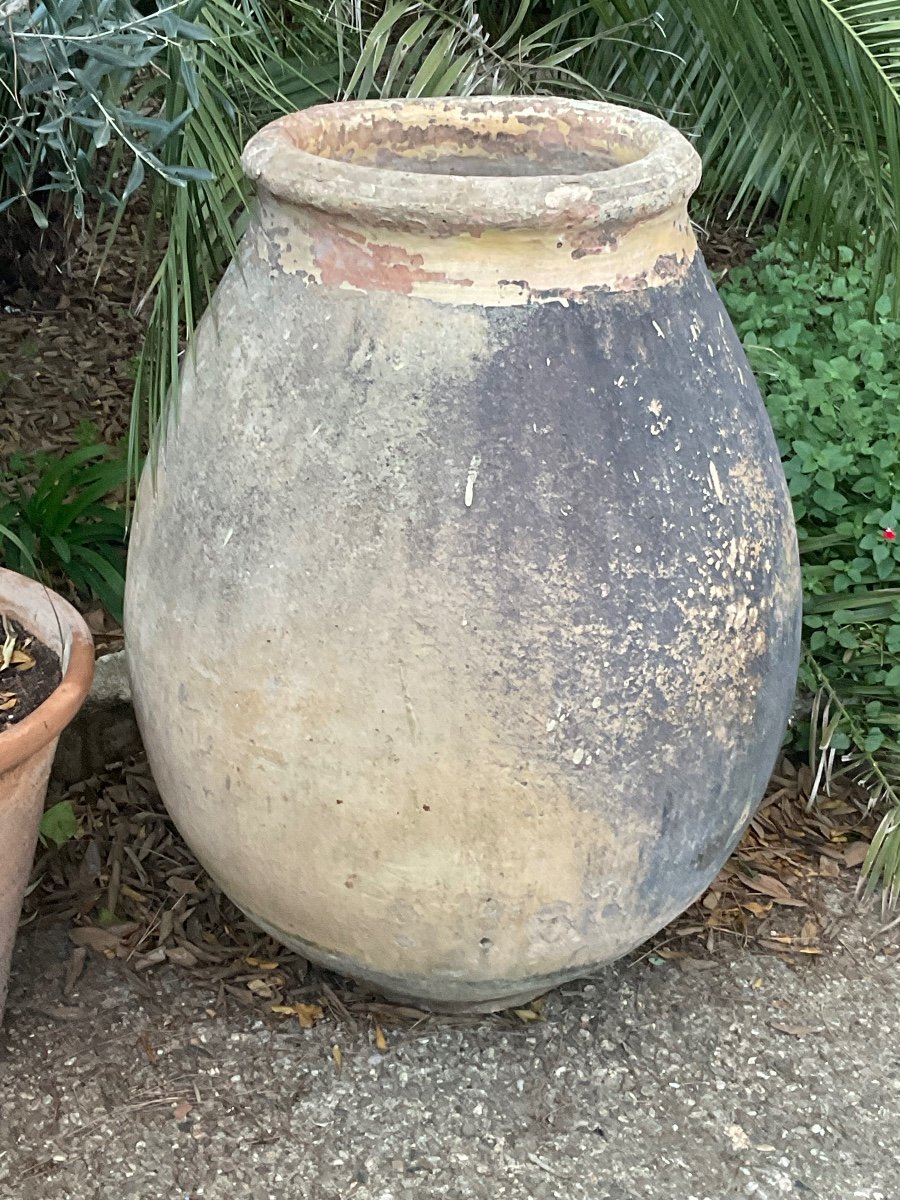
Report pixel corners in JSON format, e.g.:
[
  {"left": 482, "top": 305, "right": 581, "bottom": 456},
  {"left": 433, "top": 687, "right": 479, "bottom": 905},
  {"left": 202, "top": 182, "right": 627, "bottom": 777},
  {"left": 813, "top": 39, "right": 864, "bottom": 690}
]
[{"left": 1, "top": 883, "right": 898, "bottom": 1200}]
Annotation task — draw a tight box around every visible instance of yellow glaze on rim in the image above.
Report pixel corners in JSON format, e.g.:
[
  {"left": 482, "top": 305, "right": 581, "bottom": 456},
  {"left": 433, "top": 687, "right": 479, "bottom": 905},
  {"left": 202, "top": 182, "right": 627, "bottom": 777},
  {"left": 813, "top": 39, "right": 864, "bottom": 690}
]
[{"left": 243, "top": 97, "right": 701, "bottom": 305}]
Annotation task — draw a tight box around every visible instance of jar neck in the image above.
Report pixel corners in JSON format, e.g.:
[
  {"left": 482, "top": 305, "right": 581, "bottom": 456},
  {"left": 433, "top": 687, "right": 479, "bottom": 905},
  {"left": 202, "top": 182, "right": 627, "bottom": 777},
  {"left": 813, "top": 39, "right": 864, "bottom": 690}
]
[{"left": 252, "top": 190, "right": 697, "bottom": 307}]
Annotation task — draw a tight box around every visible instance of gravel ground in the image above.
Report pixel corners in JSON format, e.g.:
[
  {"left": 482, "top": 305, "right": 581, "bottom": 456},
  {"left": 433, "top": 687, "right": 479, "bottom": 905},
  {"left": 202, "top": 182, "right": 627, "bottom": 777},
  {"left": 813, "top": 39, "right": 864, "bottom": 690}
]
[{"left": 1, "top": 883, "right": 898, "bottom": 1200}]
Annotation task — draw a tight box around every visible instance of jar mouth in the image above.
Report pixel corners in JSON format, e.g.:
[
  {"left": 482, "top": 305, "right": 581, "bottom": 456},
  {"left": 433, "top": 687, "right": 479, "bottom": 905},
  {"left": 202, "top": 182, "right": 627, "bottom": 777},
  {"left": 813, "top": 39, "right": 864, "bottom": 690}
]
[{"left": 242, "top": 97, "right": 700, "bottom": 233}]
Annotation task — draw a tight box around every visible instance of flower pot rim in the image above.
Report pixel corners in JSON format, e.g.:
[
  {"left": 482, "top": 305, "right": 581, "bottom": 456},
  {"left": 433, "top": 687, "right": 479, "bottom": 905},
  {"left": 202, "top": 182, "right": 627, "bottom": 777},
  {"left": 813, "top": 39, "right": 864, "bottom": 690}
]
[
  {"left": 242, "top": 96, "right": 701, "bottom": 234},
  {"left": 0, "top": 568, "right": 95, "bottom": 778}
]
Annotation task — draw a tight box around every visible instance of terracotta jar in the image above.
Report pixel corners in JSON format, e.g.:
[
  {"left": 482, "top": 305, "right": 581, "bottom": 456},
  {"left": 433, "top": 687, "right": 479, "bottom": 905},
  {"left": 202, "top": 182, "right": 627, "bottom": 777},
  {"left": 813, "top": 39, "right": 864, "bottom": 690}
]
[
  {"left": 0, "top": 569, "right": 94, "bottom": 1024},
  {"left": 125, "top": 99, "right": 801, "bottom": 1011}
]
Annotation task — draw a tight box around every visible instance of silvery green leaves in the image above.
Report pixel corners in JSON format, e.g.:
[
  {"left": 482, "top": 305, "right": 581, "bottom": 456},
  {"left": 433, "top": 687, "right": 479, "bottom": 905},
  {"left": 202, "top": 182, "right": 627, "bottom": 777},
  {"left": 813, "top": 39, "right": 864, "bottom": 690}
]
[{"left": 0, "top": 0, "right": 214, "bottom": 223}]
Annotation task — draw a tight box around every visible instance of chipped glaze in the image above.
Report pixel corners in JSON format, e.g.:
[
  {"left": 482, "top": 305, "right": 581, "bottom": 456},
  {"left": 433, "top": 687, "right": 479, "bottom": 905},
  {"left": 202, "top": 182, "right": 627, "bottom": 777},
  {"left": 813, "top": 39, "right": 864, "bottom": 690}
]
[
  {"left": 242, "top": 97, "right": 700, "bottom": 305},
  {"left": 126, "top": 99, "right": 801, "bottom": 1011}
]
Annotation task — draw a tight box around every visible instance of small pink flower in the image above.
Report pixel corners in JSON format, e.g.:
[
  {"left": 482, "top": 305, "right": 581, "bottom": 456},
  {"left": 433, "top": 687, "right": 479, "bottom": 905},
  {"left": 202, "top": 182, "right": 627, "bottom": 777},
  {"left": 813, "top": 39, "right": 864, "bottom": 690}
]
[{"left": 884, "top": 528, "right": 897, "bottom": 541}]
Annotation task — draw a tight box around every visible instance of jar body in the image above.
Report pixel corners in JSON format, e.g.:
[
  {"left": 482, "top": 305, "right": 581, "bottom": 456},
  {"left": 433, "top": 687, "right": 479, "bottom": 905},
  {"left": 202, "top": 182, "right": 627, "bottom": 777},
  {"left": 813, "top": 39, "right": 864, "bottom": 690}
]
[{"left": 126, "top": 102, "right": 801, "bottom": 1009}]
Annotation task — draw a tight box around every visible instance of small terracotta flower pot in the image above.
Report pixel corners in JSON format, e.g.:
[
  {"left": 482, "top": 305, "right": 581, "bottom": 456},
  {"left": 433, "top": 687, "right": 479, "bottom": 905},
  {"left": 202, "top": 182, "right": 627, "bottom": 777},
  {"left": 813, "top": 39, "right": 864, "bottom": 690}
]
[{"left": 0, "top": 569, "right": 94, "bottom": 1025}]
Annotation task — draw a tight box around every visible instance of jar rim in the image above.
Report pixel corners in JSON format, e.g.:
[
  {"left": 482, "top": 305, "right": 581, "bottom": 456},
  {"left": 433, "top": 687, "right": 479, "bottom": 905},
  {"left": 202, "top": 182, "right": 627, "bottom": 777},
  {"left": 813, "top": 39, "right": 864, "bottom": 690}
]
[{"left": 241, "top": 97, "right": 701, "bottom": 233}]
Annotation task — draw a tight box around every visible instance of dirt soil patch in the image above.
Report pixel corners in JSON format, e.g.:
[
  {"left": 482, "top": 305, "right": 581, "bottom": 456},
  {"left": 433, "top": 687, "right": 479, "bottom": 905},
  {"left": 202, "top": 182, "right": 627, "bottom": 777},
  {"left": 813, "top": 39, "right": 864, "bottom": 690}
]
[
  {"left": 0, "top": 616, "right": 61, "bottom": 730},
  {"left": 698, "top": 213, "right": 763, "bottom": 278}
]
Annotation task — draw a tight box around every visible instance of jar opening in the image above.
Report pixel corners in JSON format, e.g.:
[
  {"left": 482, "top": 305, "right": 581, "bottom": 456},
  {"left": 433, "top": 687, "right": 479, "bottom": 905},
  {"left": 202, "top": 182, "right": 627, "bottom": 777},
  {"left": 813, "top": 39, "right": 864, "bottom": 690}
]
[
  {"left": 242, "top": 98, "right": 701, "bottom": 233},
  {"left": 285, "top": 103, "right": 647, "bottom": 178}
]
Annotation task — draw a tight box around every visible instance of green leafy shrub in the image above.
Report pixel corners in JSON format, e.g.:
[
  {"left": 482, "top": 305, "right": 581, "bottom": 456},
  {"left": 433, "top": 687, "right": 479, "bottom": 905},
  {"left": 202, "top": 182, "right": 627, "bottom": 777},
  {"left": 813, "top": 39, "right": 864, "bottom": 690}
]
[
  {"left": 0, "top": 2, "right": 335, "bottom": 482},
  {"left": 39, "top": 799, "right": 78, "bottom": 847},
  {"left": 721, "top": 241, "right": 900, "bottom": 899},
  {"left": 0, "top": 444, "right": 128, "bottom": 621}
]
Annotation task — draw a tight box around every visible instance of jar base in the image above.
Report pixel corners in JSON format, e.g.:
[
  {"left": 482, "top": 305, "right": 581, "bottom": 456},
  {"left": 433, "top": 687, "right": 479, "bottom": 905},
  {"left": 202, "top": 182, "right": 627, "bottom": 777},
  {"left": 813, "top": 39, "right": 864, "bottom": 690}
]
[{"left": 234, "top": 900, "right": 570, "bottom": 1014}]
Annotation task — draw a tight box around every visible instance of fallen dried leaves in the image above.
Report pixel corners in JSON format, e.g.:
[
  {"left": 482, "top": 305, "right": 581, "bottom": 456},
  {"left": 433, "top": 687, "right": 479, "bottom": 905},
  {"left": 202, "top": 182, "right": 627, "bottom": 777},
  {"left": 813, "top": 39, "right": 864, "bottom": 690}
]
[
  {"left": 0, "top": 208, "right": 145, "bottom": 463},
  {"left": 0, "top": 616, "right": 62, "bottom": 730},
  {"left": 670, "top": 755, "right": 877, "bottom": 961},
  {"left": 743, "top": 874, "right": 803, "bottom": 903},
  {"left": 271, "top": 1002, "right": 324, "bottom": 1029},
  {"left": 768, "top": 1021, "right": 825, "bottom": 1037},
  {"left": 23, "top": 751, "right": 879, "bottom": 1029}
]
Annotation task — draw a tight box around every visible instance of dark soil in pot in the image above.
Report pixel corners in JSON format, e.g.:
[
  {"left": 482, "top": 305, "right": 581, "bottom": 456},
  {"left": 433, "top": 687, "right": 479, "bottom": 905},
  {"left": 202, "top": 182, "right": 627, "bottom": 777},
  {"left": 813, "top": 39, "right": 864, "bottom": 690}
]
[{"left": 0, "top": 615, "right": 62, "bottom": 730}]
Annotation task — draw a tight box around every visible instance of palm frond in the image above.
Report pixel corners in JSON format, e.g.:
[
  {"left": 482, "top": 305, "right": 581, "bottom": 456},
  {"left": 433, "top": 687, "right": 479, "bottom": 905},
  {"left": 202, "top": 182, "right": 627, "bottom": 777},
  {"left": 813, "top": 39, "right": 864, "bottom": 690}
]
[
  {"left": 131, "top": 0, "right": 646, "bottom": 475},
  {"left": 805, "top": 652, "right": 900, "bottom": 911},
  {"left": 128, "top": 0, "right": 343, "bottom": 484},
  {"left": 133, "top": 0, "right": 900, "bottom": 474},
  {"left": 624, "top": 1, "right": 900, "bottom": 289}
]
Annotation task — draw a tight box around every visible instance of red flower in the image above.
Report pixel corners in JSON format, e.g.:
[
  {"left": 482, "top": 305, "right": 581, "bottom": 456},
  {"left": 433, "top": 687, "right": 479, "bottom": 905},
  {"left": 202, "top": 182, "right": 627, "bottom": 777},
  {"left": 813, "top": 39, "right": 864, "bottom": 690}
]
[{"left": 884, "top": 528, "right": 897, "bottom": 541}]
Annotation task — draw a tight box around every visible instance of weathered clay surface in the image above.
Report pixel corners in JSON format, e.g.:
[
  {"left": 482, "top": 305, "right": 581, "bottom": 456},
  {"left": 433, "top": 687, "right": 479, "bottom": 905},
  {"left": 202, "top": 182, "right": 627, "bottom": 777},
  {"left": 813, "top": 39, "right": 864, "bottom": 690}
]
[
  {"left": 0, "top": 570, "right": 94, "bottom": 1023},
  {"left": 243, "top": 98, "right": 701, "bottom": 304},
  {"left": 126, "top": 99, "right": 801, "bottom": 1008}
]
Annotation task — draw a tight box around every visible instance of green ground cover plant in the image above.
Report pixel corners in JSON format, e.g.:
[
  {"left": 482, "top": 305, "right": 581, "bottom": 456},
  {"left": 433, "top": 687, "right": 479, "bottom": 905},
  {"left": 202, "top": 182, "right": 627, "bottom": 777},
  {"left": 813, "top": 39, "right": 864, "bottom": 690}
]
[
  {"left": 722, "top": 241, "right": 900, "bottom": 902},
  {"left": 0, "top": 444, "right": 129, "bottom": 621}
]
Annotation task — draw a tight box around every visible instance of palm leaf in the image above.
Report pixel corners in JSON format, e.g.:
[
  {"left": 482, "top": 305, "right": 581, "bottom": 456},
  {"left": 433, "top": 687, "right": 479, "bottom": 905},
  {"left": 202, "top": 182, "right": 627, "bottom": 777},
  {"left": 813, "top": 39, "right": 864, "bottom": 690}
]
[
  {"left": 637, "top": 1, "right": 900, "bottom": 288},
  {"left": 133, "top": 0, "right": 900, "bottom": 475},
  {"left": 128, "top": 1, "right": 344, "bottom": 486}
]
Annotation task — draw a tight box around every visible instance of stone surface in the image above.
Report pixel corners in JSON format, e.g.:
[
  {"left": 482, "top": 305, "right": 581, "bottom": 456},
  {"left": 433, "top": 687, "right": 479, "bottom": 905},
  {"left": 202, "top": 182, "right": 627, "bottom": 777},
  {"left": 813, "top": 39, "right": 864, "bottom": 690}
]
[
  {"left": 85, "top": 650, "right": 130, "bottom": 707},
  {"left": 1, "top": 883, "right": 897, "bottom": 1200}
]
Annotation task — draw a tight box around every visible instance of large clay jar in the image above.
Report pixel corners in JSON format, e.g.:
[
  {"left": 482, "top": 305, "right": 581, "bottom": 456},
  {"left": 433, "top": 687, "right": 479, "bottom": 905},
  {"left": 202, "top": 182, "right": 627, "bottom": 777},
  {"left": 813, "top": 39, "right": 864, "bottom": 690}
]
[{"left": 125, "top": 98, "right": 801, "bottom": 1011}]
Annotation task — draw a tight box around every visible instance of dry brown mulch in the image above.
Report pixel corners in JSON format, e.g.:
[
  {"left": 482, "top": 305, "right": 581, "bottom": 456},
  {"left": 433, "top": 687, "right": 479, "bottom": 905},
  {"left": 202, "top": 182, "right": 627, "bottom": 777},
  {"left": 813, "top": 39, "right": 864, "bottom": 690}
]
[
  {"left": 0, "top": 210, "right": 146, "bottom": 462},
  {"left": 699, "top": 217, "right": 763, "bottom": 278},
  {"left": 78, "top": 602, "right": 125, "bottom": 661},
  {"left": 650, "top": 756, "right": 879, "bottom": 970},
  {"left": 22, "top": 751, "right": 879, "bottom": 1030},
  {"left": 0, "top": 209, "right": 135, "bottom": 655}
]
